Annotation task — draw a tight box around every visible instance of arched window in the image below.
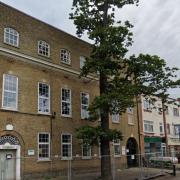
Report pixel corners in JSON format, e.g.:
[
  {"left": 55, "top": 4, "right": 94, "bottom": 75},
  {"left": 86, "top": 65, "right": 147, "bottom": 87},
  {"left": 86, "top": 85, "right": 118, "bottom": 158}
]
[
  {"left": 60, "top": 49, "right": 71, "bottom": 64},
  {"left": 4, "top": 27, "right": 19, "bottom": 47},
  {"left": 38, "top": 40, "right": 50, "bottom": 57}
]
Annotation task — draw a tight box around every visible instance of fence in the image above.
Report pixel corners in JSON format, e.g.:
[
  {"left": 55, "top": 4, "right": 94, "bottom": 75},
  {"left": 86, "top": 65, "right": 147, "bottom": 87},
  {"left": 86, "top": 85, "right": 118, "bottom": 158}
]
[{"left": 0, "top": 152, "right": 177, "bottom": 180}]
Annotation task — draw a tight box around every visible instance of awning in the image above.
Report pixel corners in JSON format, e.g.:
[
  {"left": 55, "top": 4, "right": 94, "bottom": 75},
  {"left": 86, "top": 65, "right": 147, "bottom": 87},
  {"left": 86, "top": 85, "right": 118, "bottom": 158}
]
[{"left": 144, "top": 137, "right": 162, "bottom": 143}]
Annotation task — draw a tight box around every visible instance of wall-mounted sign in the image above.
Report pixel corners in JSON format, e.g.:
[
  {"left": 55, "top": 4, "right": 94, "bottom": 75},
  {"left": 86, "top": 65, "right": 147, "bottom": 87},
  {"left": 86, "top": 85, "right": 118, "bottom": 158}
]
[
  {"left": 6, "top": 154, "right": 13, "bottom": 160},
  {"left": 28, "top": 149, "right": 35, "bottom": 156}
]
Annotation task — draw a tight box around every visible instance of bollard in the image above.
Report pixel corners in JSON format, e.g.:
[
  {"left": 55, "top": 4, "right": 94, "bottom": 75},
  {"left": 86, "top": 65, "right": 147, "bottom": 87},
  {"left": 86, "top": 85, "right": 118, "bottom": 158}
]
[{"left": 173, "top": 164, "right": 176, "bottom": 176}]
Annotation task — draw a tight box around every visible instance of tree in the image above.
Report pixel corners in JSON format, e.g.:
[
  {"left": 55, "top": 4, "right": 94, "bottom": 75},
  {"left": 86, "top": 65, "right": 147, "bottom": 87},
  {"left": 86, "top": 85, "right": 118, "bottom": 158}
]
[{"left": 70, "top": 1, "right": 180, "bottom": 179}]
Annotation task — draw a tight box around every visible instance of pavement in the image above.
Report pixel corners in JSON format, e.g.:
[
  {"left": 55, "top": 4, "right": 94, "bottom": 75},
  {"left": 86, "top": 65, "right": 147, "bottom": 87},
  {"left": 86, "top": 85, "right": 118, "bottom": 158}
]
[{"left": 35, "top": 167, "right": 180, "bottom": 180}]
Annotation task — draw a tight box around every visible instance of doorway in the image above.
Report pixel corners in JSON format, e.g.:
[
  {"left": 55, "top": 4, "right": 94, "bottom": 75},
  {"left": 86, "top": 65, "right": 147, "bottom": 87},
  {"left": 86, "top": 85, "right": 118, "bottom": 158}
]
[
  {"left": 126, "top": 137, "right": 138, "bottom": 167},
  {"left": 0, "top": 150, "right": 16, "bottom": 180}
]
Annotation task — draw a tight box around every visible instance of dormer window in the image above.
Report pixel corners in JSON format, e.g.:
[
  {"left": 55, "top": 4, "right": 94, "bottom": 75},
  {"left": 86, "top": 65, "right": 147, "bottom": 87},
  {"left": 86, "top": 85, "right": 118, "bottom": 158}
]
[
  {"left": 38, "top": 40, "right": 50, "bottom": 57},
  {"left": 4, "top": 27, "right": 19, "bottom": 47},
  {"left": 60, "top": 49, "right": 71, "bottom": 64}
]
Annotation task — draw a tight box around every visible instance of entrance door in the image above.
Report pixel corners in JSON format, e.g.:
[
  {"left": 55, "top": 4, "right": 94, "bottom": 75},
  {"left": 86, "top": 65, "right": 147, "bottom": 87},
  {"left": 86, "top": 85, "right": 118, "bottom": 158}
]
[
  {"left": 126, "top": 138, "right": 138, "bottom": 167},
  {"left": 0, "top": 150, "right": 16, "bottom": 180}
]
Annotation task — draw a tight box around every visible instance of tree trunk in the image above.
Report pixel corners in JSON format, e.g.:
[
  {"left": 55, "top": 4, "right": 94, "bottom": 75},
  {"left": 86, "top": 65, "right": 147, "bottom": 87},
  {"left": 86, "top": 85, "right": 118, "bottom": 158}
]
[{"left": 100, "top": 74, "right": 112, "bottom": 180}]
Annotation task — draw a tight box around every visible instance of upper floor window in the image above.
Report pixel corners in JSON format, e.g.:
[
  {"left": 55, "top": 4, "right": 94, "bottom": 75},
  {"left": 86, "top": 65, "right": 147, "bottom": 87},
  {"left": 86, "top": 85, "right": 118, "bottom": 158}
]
[
  {"left": 143, "top": 99, "right": 151, "bottom": 111},
  {"left": 61, "top": 134, "right": 72, "bottom": 159},
  {"left": 61, "top": 88, "right": 71, "bottom": 117},
  {"left": 144, "top": 120, "right": 154, "bottom": 133},
  {"left": 127, "top": 107, "right": 134, "bottom": 114},
  {"left": 60, "top": 49, "right": 71, "bottom": 64},
  {"left": 38, "top": 40, "right": 50, "bottom": 57},
  {"left": 38, "top": 133, "right": 50, "bottom": 160},
  {"left": 128, "top": 115, "right": 134, "bottom": 125},
  {"left": 113, "top": 139, "right": 121, "bottom": 157},
  {"left": 2, "top": 74, "right": 18, "bottom": 110},
  {"left": 167, "top": 123, "right": 170, "bottom": 135},
  {"left": 159, "top": 122, "right": 163, "bottom": 134},
  {"left": 38, "top": 83, "right": 50, "bottom": 113},
  {"left": 112, "top": 114, "right": 120, "bottom": 123},
  {"left": 80, "top": 56, "right": 86, "bottom": 69},
  {"left": 4, "top": 27, "right": 19, "bottom": 47},
  {"left": 81, "top": 92, "right": 89, "bottom": 119},
  {"left": 173, "top": 108, "right": 179, "bottom": 117}
]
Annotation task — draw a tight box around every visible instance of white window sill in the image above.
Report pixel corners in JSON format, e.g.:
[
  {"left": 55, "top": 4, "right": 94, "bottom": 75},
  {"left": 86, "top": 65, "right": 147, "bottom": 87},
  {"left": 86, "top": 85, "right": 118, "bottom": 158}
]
[
  {"left": 61, "top": 114, "right": 72, "bottom": 118},
  {"left": 112, "top": 121, "right": 120, "bottom": 124},
  {"left": 37, "top": 159, "right": 51, "bottom": 162},
  {"left": 1, "top": 107, "right": 18, "bottom": 112},
  {"left": 128, "top": 123, "right": 135, "bottom": 126},
  {"left": 61, "top": 157, "right": 72, "bottom": 161},
  {"left": 61, "top": 61, "right": 71, "bottom": 66},
  {"left": 114, "top": 155, "right": 121, "bottom": 158},
  {"left": 38, "top": 112, "right": 51, "bottom": 116},
  {"left": 82, "top": 157, "right": 92, "bottom": 160}
]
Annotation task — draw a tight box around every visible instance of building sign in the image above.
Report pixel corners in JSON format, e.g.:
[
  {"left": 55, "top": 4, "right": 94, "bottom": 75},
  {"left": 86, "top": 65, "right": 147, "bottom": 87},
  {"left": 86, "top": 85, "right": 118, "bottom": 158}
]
[{"left": 28, "top": 149, "right": 35, "bottom": 156}]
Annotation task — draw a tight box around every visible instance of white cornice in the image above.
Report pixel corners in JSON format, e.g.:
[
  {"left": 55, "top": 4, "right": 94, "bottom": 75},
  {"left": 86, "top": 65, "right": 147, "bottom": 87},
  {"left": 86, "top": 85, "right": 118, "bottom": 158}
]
[{"left": 0, "top": 46, "right": 98, "bottom": 81}]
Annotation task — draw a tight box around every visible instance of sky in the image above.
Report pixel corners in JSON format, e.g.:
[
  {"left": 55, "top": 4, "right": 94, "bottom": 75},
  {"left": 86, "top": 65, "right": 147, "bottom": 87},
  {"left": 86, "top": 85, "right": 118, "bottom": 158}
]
[{"left": 1, "top": 0, "right": 180, "bottom": 98}]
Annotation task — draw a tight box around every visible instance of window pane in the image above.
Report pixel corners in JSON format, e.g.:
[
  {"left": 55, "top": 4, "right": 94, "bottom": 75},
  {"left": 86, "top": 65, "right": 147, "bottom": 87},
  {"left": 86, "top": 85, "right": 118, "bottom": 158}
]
[
  {"left": 38, "top": 41, "right": 50, "bottom": 57},
  {"left": 3, "top": 74, "right": 17, "bottom": 109},
  {"left": 4, "top": 28, "right": 19, "bottom": 47}
]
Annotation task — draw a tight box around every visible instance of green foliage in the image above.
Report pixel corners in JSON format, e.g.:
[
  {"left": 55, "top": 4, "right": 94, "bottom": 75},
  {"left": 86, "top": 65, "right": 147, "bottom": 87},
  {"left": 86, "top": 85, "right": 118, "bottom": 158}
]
[
  {"left": 70, "top": 0, "right": 180, "bottom": 144},
  {"left": 76, "top": 125, "right": 123, "bottom": 145}
]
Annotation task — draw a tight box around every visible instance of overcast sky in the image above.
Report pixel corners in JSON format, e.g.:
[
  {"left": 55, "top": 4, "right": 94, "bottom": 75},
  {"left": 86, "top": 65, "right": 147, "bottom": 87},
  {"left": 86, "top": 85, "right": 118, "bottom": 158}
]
[{"left": 1, "top": 0, "right": 180, "bottom": 97}]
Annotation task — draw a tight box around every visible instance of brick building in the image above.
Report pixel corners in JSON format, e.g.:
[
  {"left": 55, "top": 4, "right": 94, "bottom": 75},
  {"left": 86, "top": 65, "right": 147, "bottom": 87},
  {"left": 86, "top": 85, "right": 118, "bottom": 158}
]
[{"left": 0, "top": 2, "right": 140, "bottom": 179}]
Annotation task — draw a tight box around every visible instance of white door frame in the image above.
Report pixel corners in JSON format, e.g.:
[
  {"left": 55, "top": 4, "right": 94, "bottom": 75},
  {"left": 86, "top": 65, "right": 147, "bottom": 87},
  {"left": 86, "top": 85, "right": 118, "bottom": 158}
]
[{"left": 0, "top": 143, "right": 21, "bottom": 180}]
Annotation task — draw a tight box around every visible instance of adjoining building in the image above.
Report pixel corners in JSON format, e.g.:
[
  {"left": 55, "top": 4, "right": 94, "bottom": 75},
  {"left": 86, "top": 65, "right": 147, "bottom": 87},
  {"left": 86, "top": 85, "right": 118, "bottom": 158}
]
[
  {"left": 141, "top": 96, "right": 180, "bottom": 157},
  {"left": 0, "top": 2, "right": 140, "bottom": 179}
]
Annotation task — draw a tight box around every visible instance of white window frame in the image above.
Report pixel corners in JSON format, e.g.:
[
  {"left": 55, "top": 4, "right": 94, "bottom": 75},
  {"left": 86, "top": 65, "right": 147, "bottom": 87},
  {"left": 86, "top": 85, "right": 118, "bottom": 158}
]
[
  {"left": 144, "top": 120, "right": 154, "bottom": 133},
  {"left": 38, "top": 40, "right": 50, "bottom": 57},
  {"left": 38, "top": 82, "right": 50, "bottom": 114},
  {"left": 61, "top": 88, "right": 72, "bottom": 117},
  {"left": 113, "top": 139, "right": 121, "bottom": 157},
  {"left": 173, "top": 108, "right": 179, "bottom": 117},
  {"left": 4, "top": 27, "right": 19, "bottom": 47},
  {"left": 143, "top": 99, "right": 151, "bottom": 110},
  {"left": 60, "top": 49, "right": 71, "bottom": 65},
  {"left": 81, "top": 92, "right": 89, "bottom": 119},
  {"left": 159, "top": 122, "right": 163, "bottom": 134},
  {"left": 2, "top": 74, "right": 18, "bottom": 110},
  {"left": 80, "top": 56, "right": 86, "bottom": 69},
  {"left": 82, "top": 142, "right": 92, "bottom": 159},
  {"left": 38, "top": 132, "right": 50, "bottom": 161},
  {"left": 61, "top": 133, "right": 72, "bottom": 160},
  {"left": 112, "top": 114, "right": 120, "bottom": 123},
  {"left": 128, "top": 115, "right": 134, "bottom": 125}
]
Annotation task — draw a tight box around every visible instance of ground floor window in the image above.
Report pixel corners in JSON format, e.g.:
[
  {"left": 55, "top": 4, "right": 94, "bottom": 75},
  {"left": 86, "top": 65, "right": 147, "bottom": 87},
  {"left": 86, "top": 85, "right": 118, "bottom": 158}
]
[
  {"left": 61, "top": 134, "right": 72, "bottom": 159},
  {"left": 82, "top": 142, "right": 91, "bottom": 159},
  {"left": 113, "top": 139, "right": 121, "bottom": 157},
  {"left": 38, "top": 133, "right": 50, "bottom": 160}
]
